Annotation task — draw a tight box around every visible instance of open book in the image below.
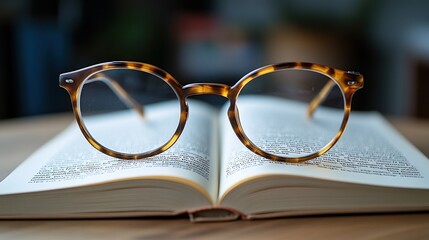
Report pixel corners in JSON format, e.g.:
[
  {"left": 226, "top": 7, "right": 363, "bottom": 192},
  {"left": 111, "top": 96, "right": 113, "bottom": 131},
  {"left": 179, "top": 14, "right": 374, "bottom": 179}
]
[{"left": 1, "top": 97, "right": 429, "bottom": 222}]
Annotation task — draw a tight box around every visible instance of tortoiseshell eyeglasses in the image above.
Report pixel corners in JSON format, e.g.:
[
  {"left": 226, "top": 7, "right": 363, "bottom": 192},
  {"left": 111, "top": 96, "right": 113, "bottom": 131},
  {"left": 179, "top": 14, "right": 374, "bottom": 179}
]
[{"left": 59, "top": 61, "right": 363, "bottom": 163}]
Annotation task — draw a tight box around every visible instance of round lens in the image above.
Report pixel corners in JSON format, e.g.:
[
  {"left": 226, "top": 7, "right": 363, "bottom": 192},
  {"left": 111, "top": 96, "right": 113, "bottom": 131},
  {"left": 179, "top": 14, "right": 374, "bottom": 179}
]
[
  {"left": 236, "top": 69, "right": 345, "bottom": 158},
  {"left": 79, "top": 68, "right": 181, "bottom": 155}
]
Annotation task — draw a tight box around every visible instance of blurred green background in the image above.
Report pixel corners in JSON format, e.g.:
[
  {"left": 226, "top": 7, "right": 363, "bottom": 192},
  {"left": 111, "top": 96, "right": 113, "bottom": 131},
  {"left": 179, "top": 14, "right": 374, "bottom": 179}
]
[{"left": 0, "top": 0, "right": 428, "bottom": 119}]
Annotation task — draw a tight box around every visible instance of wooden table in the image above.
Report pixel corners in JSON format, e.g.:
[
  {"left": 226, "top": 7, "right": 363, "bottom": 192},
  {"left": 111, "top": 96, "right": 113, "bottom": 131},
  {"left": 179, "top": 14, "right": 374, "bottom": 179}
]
[{"left": 1, "top": 113, "right": 429, "bottom": 239}]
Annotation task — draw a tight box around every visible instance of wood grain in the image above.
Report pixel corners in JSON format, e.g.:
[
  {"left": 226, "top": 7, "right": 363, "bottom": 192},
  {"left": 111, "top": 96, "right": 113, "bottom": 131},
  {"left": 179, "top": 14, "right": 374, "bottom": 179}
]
[{"left": 1, "top": 214, "right": 429, "bottom": 240}]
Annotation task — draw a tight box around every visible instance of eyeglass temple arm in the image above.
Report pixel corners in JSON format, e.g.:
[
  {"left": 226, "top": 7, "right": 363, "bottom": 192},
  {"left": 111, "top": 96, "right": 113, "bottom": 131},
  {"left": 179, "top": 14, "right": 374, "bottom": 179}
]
[
  {"left": 85, "top": 73, "right": 145, "bottom": 117},
  {"left": 306, "top": 80, "right": 335, "bottom": 119}
]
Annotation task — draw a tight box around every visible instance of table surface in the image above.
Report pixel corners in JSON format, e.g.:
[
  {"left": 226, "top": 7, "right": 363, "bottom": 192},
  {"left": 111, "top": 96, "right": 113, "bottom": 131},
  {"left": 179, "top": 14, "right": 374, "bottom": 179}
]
[{"left": 0, "top": 113, "right": 429, "bottom": 240}]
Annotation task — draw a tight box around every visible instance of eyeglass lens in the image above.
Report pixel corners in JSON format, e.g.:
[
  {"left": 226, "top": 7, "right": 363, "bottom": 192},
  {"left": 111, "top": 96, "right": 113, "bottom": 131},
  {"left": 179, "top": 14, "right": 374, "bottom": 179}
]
[
  {"left": 79, "top": 69, "right": 181, "bottom": 154},
  {"left": 237, "top": 69, "right": 345, "bottom": 158}
]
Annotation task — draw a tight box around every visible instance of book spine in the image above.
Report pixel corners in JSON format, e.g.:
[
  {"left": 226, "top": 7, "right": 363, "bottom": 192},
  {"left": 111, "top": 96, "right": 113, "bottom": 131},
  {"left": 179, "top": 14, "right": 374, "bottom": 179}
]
[{"left": 187, "top": 207, "right": 245, "bottom": 222}]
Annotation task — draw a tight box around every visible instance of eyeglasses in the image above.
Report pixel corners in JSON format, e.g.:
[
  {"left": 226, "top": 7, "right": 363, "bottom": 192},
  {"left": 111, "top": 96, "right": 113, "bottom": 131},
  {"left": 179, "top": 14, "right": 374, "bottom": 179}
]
[{"left": 59, "top": 61, "right": 363, "bottom": 163}]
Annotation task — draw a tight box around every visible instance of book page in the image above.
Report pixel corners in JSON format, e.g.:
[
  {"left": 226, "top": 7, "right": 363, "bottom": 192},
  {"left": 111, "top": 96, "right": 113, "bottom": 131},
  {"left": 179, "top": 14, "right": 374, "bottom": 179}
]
[
  {"left": 219, "top": 96, "right": 429, "bottom": 198},
  {"left": 0, "top": 100, "right": 219, "bottom": 203}
]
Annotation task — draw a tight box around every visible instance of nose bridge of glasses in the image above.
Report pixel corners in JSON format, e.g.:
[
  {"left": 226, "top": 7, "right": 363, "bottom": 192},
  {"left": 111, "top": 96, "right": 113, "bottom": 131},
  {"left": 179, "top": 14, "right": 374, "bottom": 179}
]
[{"left": 182, "top": 83, "right": 231, "bottom": 98}]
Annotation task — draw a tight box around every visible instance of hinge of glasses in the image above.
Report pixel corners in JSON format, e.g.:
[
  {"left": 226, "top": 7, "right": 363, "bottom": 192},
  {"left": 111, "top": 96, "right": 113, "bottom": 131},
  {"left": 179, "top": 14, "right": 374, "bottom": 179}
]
[{"left": 346, "top": 71, "right": 361, "bottom": 86}]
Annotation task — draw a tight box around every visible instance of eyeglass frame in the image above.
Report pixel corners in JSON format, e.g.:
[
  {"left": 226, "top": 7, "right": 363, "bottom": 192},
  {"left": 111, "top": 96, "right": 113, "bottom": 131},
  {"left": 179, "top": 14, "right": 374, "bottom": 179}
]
[{"left": 59, "top": 61, "right": 364, "bottom": 163}]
